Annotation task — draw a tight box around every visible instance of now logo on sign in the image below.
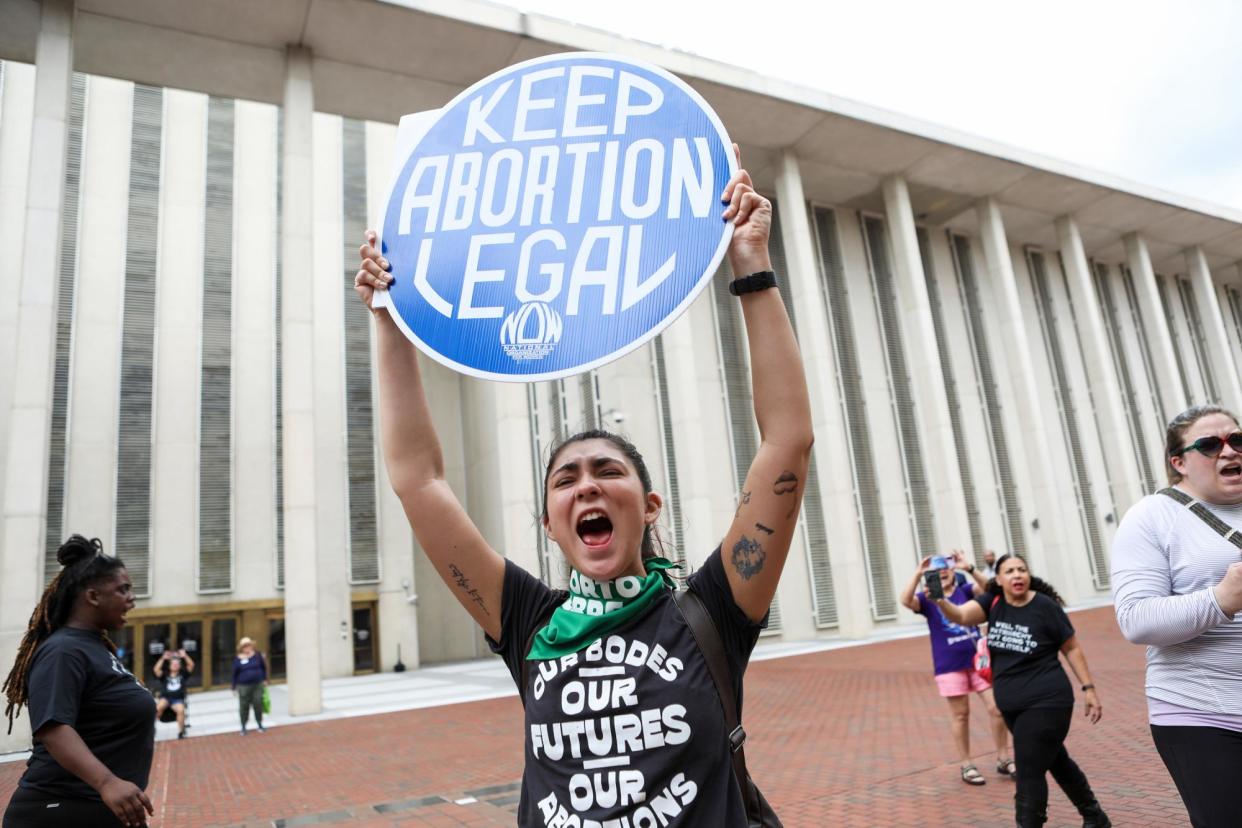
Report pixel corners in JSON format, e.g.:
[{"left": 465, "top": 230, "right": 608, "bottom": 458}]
[{"left": 379, "top": 52, "right": 735, "bottom": 382}]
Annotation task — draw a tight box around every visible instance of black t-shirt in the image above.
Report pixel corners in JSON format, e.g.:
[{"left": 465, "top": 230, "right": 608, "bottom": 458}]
[
  {"left": 975, "top": 591, "right": 1075, "bottom": 712},
  {"left": 488, "top": 548, "right": 765, "bottom": 828},
  {"left": 160, "top": 670, "right": 190, "bottom": 700},
  {"left": 20, "top": 627, "right": 156, "bottom": 800}
]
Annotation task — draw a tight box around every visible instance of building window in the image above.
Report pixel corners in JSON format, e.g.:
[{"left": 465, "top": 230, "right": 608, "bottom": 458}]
[
  {"left": 812, "top": 205, "right": 892, "bottom": 620},
  {"left": 198, "top": 95, "right": 235, "bottom": 593},
  {"left": 115, "top": 83, "right": 163, "bottom": 597}
]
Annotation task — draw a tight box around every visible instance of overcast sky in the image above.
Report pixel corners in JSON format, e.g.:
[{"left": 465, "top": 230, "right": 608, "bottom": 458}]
[{"left": 493, "top": 0, "right": 1242, "bottom": 213}]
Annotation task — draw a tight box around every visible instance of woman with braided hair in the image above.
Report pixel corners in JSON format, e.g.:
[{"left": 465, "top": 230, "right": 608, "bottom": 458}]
[{"left": 2, "top": 535, "right": 155, "bottom": 828}]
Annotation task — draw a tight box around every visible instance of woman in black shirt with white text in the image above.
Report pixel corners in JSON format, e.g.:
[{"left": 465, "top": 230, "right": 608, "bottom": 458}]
[
  {"left": 352, "top": 149, "right": 811, "bottom": 826},
  {"left": 937, "top": 553, "right": 1109, "bottom": 828},
  {"left": 2, "top": 535, "right": 155, "bottom": 828}
]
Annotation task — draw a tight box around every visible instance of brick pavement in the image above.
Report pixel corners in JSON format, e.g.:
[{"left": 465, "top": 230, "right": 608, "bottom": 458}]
[{"left": 0, "top": 606, "right": 1186, "bottom": 827}]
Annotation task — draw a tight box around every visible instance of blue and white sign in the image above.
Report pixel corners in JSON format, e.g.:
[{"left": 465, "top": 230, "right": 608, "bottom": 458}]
[{"left": 377, "top": 52, "right": 736, "bottom": 382}]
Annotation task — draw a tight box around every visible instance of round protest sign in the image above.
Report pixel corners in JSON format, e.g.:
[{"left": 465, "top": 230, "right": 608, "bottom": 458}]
[{"left": 379, "top": 52, "right": 735, "bottom": 382}]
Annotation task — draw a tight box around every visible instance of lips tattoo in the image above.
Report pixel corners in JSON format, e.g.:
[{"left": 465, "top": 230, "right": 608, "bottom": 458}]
[
  {"left": 773, "top": 471, "right": 798, "bottom": 495},
  {"left": 731, "top": 535, "right": 766, "bottom": 580}
]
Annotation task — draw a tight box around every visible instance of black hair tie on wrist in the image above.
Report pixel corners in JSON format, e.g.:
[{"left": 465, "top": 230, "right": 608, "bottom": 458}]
[{"left": 729, "top": 270, "right": 777, "bottom": 296}]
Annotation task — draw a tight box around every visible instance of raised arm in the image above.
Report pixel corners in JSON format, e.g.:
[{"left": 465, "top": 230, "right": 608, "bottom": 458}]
[
  {"left": 356, "top": 232, "right": 505, "bottom": 641},
  {"left": 899, "top": 558, "right": 931, "bottom": 613},
  {"left": 180, "top": 650, "right": 195, "bottom": 674},
  {"left": 951, "top": 549, "right": 988, "bottom": 596},
  {"left": 719, "top": 149, "right": 815, "bottom": 622}
]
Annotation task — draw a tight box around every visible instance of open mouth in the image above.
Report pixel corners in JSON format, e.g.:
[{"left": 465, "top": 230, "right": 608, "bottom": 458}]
[
  {"left": 576, "top": 510, "right": 614, "bottom": 548},
  {"left": 1221, "top": 463, "right": 1242, "bottom": 480}
]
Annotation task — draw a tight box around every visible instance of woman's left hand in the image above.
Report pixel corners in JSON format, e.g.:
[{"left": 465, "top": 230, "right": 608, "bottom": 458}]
[
  {"left": 722, "top": 144, "right": 772, "bottom": 276},
  {"left": 1084, "top": 688, "right": 1103, "bottom": 724}
]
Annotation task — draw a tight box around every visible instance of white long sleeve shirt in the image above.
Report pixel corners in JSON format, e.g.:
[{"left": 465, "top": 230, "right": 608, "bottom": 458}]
[{"left": 1111, "top": 491, "right": 1242, "bottom": 720}]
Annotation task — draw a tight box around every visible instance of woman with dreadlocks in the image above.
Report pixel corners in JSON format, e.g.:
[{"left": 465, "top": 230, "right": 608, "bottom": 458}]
[{"left": 2, "top": 535, "right": 155, "bottom": 828}]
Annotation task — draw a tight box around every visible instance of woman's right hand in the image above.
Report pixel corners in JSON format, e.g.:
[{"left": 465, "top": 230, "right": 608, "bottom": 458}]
[
  {"left": 354, "top": 230, "right": 393, "bottom": 313},
  {"left": 1214, "top": 561, "right": 1242, "bottom": 617},
  {"left": 99, "top": 774, "right": 153, "bottom": 827}
]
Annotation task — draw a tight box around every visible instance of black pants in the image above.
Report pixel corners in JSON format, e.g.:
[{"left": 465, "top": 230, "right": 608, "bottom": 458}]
[
  {"left": 3, "top": 787, "right": 129, "bottom": 828},
  {"left": 1002, "top": 706, "right": 1090, "bottom": 815},
  {"left": 1152, "top": 724, "right": 1242, "bottom": 828}
]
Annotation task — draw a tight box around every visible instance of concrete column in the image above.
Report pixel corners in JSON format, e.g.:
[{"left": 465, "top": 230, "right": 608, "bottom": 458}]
[
  {"left": 310, "top": 113, "right": 352, "bottom": 678},
  {"left": 0, "top": 62, "right": 37, "bottom": 560},
  {"left": 149, "top": 89, "right": 206, "bottom": 606},
  {"left": 1125, "top": 232, "right": 1187, "bottom": 419},
  {"left": 63, "top": 77, "right": 131, "bottom": 542},
  {"left": 0, "top": 0, "right": 75, "bottom": 755},
  {"left": 365, "top": 119, "right": 419, "bottom": 671},
  {"left": 774, "top": 151, "right": 871, "bottom": 637},
  {"left": 280, "top": 45, "right": 322, "bottom": 715},
  {"left": 232, "top": 100, "right": 279, "bottom": 598},
  {"left": 1186, "top": 247, "right": 1242, "bottom": 414},
  {"left": 658, "top": 313, "right": 715, "bottom": 569},
  {"left": 1055, "top": 216, "right": 1144, "bottom": 509},
  {"left": 975, "top": 198, "right": 1076, "bottom": 597},
  {"left": 882, "top": 176, "right": 971, "bottom": 548}
]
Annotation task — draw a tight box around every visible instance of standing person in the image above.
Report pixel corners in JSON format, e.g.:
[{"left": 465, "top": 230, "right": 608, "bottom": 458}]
[
  {"left": 937, "top": 554, "right": 1109, "bottom": 828},
  {"left": 1, "top": 535, "right": 155, "bottom": 828},
  {"left": 899, "top": 551, "right": 1011, "bottom": 785},
  {"left": 153, "top": 648, "right": 195, "bottom": 739},
  {"left": 231, "top": 637, "right": 267, "bottom": 735},
  {"left": 1112, "top": 405, "right": 1242, "bottom": 828},
  {"left": 980, "top": 549, "right": 998, "bottom": 580},
  {"left": 351, "top": 149, "right": 812, "bottom": 826}
]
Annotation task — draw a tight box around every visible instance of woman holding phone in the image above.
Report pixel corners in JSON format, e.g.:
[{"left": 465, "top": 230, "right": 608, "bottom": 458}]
[
  {"left": 899, "top": 551, "right": 1010, "bottom": 786},
  {"left": 936, "top": 553, "right": 1109, "bottom": 828}
]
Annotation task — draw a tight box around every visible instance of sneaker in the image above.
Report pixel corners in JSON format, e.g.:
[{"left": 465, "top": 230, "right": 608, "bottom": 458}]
[
  {"left": 240, "top": 727, "right": 248, "bottom": 735},
  {"left": 257, "top": 725, "right": 266, "bottom": 733}
]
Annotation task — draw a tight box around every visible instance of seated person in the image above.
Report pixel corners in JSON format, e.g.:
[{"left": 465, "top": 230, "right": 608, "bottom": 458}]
[{"left": 153, "top": 648, "right": 195, "bottom": 739}]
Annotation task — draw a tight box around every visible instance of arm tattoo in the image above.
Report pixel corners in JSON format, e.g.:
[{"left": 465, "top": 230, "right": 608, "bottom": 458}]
[
  {"left": 755, "top": 522, "right": 774, "bottom": 535},
  {"left": 448, "top": 563, "right": 490, "bottom": 616},
  {"left": 773, "top": 471, "right": 798, "bottom": 495},
  {"left": 734, "top": 489, "right": 751, "bottom": 517},
  {"left": 731, "top": 535, "right": 767, "bottom": 580}
]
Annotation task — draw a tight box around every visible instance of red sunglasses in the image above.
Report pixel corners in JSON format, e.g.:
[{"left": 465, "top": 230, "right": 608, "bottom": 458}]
[{"left": 1170, "top": 432, "right": 1242, "bottom": 458}]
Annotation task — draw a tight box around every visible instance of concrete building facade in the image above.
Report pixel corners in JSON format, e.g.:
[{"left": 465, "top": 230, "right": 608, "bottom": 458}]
[{"left": 4, "top": 0, "right": 1242, "bottom": 752}]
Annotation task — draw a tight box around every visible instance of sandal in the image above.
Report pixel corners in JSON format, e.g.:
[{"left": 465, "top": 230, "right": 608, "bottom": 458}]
[
  {"left": 961, "top": 764, "right": 986, "bottom": 786},
  {"left": 996, "top": 757, "right": 1016, "bottom": 777}
]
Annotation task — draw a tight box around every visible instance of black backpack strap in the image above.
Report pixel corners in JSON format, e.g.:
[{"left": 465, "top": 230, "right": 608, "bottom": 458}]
[
  {"left": 673, "top": 588, "right": 760, "bottom": 819},
  {"left": 1159, "top": 487, "right": 1242, "bottom": 549}
]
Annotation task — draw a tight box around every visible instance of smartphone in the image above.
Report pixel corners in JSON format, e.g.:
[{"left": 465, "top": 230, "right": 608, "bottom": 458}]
[
  {"left": 929, "top": 555, "right": 950, "bottom": 570},
  {"left": 923, "top": 569, "right": 945, "bottom": 599}
]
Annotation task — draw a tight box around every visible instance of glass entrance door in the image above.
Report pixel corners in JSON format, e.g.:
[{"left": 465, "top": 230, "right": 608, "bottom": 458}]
[
  {"left": 142, "top": 623, "right": 170, "bottom": 688},
  {"left": 267, "top": 615, "right": 286, "bottom": 680},
  {"left": 352, "top": 604, "right": 376, "bottom": 674},
  {"left": 175, "top": 620, "right": 204, "bottom": 689},
  {"left": 210, "top": 617, "right": 238, "bottom": 687}
]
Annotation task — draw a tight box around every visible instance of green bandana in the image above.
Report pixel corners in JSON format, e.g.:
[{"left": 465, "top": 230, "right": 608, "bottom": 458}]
[{"left": 527, "top": 558, "right": 678, "bottom": 661}]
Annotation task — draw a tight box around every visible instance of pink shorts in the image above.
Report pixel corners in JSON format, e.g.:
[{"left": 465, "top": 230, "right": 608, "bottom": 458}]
[{"left": 934, "top": 668, "right": 992, "bottom": 697}]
